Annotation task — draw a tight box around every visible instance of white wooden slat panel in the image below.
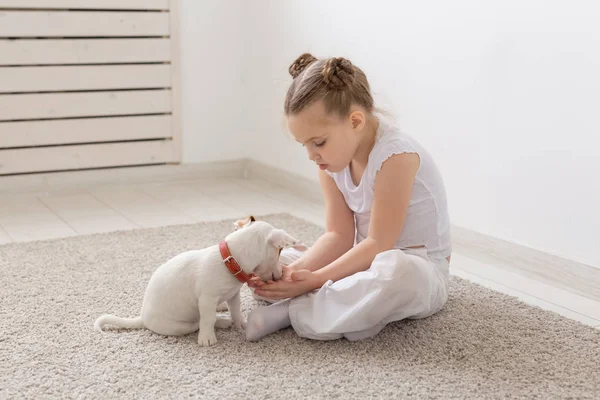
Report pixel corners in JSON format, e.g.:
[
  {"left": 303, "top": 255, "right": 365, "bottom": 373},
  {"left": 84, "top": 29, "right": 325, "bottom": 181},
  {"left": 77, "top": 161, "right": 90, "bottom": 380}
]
[
  {"left": 0, "top": 140, "right": 175, "bottom": 175},
  {"left": 0, "top": 0, "right": 168, "bottom": 9},
  {"left": 0, "top": 90, "right": 171, "bottom": 121},
  {"left": 0, "top": 39, "right": 171, "bottom": 65},
  {"left": 0, "top": 65, "right": 171, "bottom": 93},
  {"left": 0, "top": 115, "right": 171, "bottom": 148},
  {"left": 0, "top": 11, "right": 169, "bottom": 37},
  {"left": 169, "top": 0, "right": 181, "bottom": 163}
]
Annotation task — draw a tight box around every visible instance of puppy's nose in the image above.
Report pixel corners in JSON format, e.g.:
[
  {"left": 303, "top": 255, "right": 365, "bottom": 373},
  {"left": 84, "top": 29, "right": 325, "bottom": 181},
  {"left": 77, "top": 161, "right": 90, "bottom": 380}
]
[{"left": 272, "top": 269, "right": 283, "bottom": 281}]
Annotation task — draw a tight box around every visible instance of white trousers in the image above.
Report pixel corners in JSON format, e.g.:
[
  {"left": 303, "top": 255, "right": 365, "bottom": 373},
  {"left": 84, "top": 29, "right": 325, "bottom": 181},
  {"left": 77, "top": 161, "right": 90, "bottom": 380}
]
[{"left": 255, "top": 247, "right": 449, "bottom": 341}]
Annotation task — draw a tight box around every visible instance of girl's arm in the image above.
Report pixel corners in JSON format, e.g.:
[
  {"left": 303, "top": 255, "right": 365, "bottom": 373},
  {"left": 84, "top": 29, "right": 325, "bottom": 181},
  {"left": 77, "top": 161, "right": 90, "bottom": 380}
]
[
  {"left": 312, "top": 153, "right": 420, "bottom": 285},
  {"left": 252, "top": 153, "right": 419, "bottom": 301},
  {"left": 287, "top": 231, "right": 352, "bottom": 272},
  {"left": 286, "top": 169, "right": 355, "bottom": 272}
]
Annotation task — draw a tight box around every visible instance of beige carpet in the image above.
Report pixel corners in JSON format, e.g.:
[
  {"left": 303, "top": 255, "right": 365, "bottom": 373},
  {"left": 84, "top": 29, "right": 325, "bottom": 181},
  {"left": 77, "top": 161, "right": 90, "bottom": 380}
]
[{"left": 1, "top": 214, "right": 599, "bottom": 399}]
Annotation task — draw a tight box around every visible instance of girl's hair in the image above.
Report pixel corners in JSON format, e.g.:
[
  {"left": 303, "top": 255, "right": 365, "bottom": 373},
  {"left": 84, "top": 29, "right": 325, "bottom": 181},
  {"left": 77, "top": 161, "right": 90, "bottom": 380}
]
[{"left": 284, "top": 53, "right": 374, "bottom": 118}]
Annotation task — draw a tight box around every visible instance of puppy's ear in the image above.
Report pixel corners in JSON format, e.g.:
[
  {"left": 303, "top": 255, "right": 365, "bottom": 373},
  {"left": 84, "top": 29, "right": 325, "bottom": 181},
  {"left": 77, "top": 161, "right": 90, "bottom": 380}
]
[
  {"left": 233, "top": 215, "right": 256, "bottom": 231},
  {"left": 267, "top": 229, "right": 308, "bottom": 251}
]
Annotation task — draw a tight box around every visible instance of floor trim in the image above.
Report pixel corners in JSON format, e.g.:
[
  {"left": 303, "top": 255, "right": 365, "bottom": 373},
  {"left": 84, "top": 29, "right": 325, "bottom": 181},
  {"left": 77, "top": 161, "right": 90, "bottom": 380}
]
[
  {"left": 1, "top": 159, "right": 597, "bottom": 301},
  {"left": 242, "top": 160, "right": 600, "bottom": 301},
  {"left": 244, "top": 159, "right": 324, "bottom": 205},
  {"left": 0, "top": 160, "right": 248, "bottom": 195}
]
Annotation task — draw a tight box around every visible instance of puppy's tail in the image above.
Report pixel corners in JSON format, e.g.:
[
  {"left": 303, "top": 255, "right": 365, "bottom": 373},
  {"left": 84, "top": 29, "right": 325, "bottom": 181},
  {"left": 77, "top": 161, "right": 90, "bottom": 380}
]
[{"left": 94, "top": 314, "right": 144, "bottom": 332}]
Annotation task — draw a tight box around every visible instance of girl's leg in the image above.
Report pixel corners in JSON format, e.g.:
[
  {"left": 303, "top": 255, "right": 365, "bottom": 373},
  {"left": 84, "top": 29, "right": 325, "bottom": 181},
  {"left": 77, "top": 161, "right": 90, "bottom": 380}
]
[
  {"left": 246, "top": 247, "right": 308, "bottom": 341},
  {"left": 289, "top": 249, "right": 449, "bottom": 341},
  {"left": 246, "top": 299, "right": 292, "bottom": 341}
]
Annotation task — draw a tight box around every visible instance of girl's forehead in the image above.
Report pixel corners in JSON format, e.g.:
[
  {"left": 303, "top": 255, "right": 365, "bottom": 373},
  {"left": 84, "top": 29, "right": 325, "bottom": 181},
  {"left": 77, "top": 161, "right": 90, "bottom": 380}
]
[
  {"left": 293, "top": 102, "right": 329, "bottom": 123},
  {"left": 287, "top": 102, "right": 340, "bottom": 138}
]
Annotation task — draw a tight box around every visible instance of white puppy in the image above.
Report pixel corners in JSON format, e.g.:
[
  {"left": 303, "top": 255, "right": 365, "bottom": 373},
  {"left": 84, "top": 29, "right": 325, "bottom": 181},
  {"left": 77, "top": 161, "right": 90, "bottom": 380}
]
[{"left": 94, "top": 217, "right": 305, "bottom": 346}]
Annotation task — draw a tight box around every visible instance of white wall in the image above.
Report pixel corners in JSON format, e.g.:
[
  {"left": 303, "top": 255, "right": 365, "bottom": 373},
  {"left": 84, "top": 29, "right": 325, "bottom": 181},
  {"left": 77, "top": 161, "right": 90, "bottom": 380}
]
[
  {"left": 239, "top": 0, "right": 600, "bottom": 267},
  {"left": 179, "top": 0, "right": 249, "bottom": 163}
]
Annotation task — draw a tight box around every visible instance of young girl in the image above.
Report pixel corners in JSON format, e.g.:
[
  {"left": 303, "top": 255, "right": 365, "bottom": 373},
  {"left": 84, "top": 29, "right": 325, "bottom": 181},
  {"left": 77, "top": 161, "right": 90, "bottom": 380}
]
[{"left": 245, "top": 53, "right": 451, "bottom": 342}]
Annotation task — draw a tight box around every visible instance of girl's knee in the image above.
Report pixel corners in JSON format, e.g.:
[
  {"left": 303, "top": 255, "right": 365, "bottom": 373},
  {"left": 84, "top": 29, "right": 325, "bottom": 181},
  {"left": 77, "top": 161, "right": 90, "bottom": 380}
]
[
  {"left": 373, "top": 250, "right": 448, "bottom": 319},
  {"left": 372, "top": 249, "right": 424, "bottom": 280},
  {"left": 371, "top": 250, "right": 432, "bottom": 303}
]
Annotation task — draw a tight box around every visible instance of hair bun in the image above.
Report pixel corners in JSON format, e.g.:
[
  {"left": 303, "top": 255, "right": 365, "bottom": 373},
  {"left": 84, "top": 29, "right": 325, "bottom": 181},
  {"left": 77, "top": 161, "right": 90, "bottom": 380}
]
[
  {"left": 289, "top": 53, "right": 318, "bottom": 79},
  {"left": 322, "top": 57, "right": 355, "bottom": 90}
]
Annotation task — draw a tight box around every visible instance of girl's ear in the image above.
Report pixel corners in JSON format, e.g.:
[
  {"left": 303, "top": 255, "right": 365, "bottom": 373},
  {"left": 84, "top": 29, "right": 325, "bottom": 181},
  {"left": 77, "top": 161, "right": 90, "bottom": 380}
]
[{"left": 349, "top": 110, "right": 366, "bottom": 131}]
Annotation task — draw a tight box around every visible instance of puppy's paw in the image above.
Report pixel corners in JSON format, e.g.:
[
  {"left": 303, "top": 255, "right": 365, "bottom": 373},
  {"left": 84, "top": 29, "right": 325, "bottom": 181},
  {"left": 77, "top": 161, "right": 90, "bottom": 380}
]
[
  {"left": 216, "top": 302, "right": 228, "bottom": 312},
  {"left": 234, "top": 319, "right": 247, "bottom": 330},
  {"left": 198, "top": 332, "right": 218, "bottom": 347},
  {"left": 215, "top": 317, "right": 233, "bottom": 329}
]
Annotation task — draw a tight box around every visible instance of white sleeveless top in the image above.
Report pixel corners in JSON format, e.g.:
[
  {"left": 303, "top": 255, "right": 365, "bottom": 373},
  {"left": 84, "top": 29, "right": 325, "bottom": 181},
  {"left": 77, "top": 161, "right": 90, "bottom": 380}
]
[{"left": 326, "top": 119, "right": 452, "bottom": 261}]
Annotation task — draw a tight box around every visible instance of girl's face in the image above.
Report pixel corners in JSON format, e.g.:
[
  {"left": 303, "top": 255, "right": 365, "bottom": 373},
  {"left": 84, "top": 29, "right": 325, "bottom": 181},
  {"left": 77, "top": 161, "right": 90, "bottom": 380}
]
[{"left": 287, "top": 101, "right": 362, "bottom": 173}]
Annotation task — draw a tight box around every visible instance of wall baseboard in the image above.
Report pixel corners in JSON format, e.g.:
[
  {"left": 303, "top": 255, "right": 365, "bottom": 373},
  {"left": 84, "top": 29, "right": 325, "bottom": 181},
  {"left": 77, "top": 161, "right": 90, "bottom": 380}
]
[
  {"left": 0, "top": 159, "right": 248, "bottom": 195},
  {"left": 242, "top": 159, "right": 600, "bottom": 299},
  {"left": 451, "top": 225, "right": 600, "bottom": 298},
  {"left": 2, "top": 159, "right": 598, "bottom": 300},
  {"left": 244, "top": 159, "right": 324, "bottom": 204}
]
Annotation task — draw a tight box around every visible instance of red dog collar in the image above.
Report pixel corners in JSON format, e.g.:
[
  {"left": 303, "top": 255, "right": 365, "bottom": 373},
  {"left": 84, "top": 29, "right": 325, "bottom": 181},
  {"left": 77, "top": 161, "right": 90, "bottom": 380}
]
[{"left": 219, "top": 240, "right": 253, "bottom": 283}]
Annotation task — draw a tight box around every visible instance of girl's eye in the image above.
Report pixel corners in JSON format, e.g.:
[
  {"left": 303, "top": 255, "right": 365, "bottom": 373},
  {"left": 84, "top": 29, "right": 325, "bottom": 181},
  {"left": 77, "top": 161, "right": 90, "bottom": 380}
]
[{"left": 315, "top": 140, "right": 327, "bottom": 147}]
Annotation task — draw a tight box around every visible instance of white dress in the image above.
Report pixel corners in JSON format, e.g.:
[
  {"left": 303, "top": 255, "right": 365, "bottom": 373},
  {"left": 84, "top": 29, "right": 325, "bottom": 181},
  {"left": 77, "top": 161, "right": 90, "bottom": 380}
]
[{"left": 273, "top": 118, "right": 451, "bottom": 341}]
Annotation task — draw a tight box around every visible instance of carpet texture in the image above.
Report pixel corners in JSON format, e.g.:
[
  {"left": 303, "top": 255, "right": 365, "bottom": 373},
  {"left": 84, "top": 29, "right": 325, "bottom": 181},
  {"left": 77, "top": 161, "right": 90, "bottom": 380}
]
[{"left": 1, "top": 213, "right": 599, "bottom": 399}]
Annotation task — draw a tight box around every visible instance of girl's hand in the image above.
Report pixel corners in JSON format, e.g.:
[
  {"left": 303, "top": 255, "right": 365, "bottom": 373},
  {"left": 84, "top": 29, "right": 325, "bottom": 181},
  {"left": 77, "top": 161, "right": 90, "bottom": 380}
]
[
  {"left": 252, "top": 269, "right": 322, "bottom": 300},
  {"left": 248, "top": 265, "right": 294, "bottom": 288}
]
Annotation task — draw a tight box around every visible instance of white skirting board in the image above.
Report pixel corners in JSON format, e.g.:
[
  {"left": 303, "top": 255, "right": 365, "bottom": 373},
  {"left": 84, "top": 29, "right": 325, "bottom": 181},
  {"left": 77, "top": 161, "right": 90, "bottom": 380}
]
[
  {"left": 242, "top": 160, "right": 600, "bottom": 281},
  {"left": 0, "top": 0, "right": 169, "bottom": 9},
  {"left": 0, "top": 160, "right": 248, "bottom": 195},
  {"left": 0, "top": 158, "right": 597, "bottom": 286},
  {"left": 245, "top": 159, "right": 324, "bottom": 205}
]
